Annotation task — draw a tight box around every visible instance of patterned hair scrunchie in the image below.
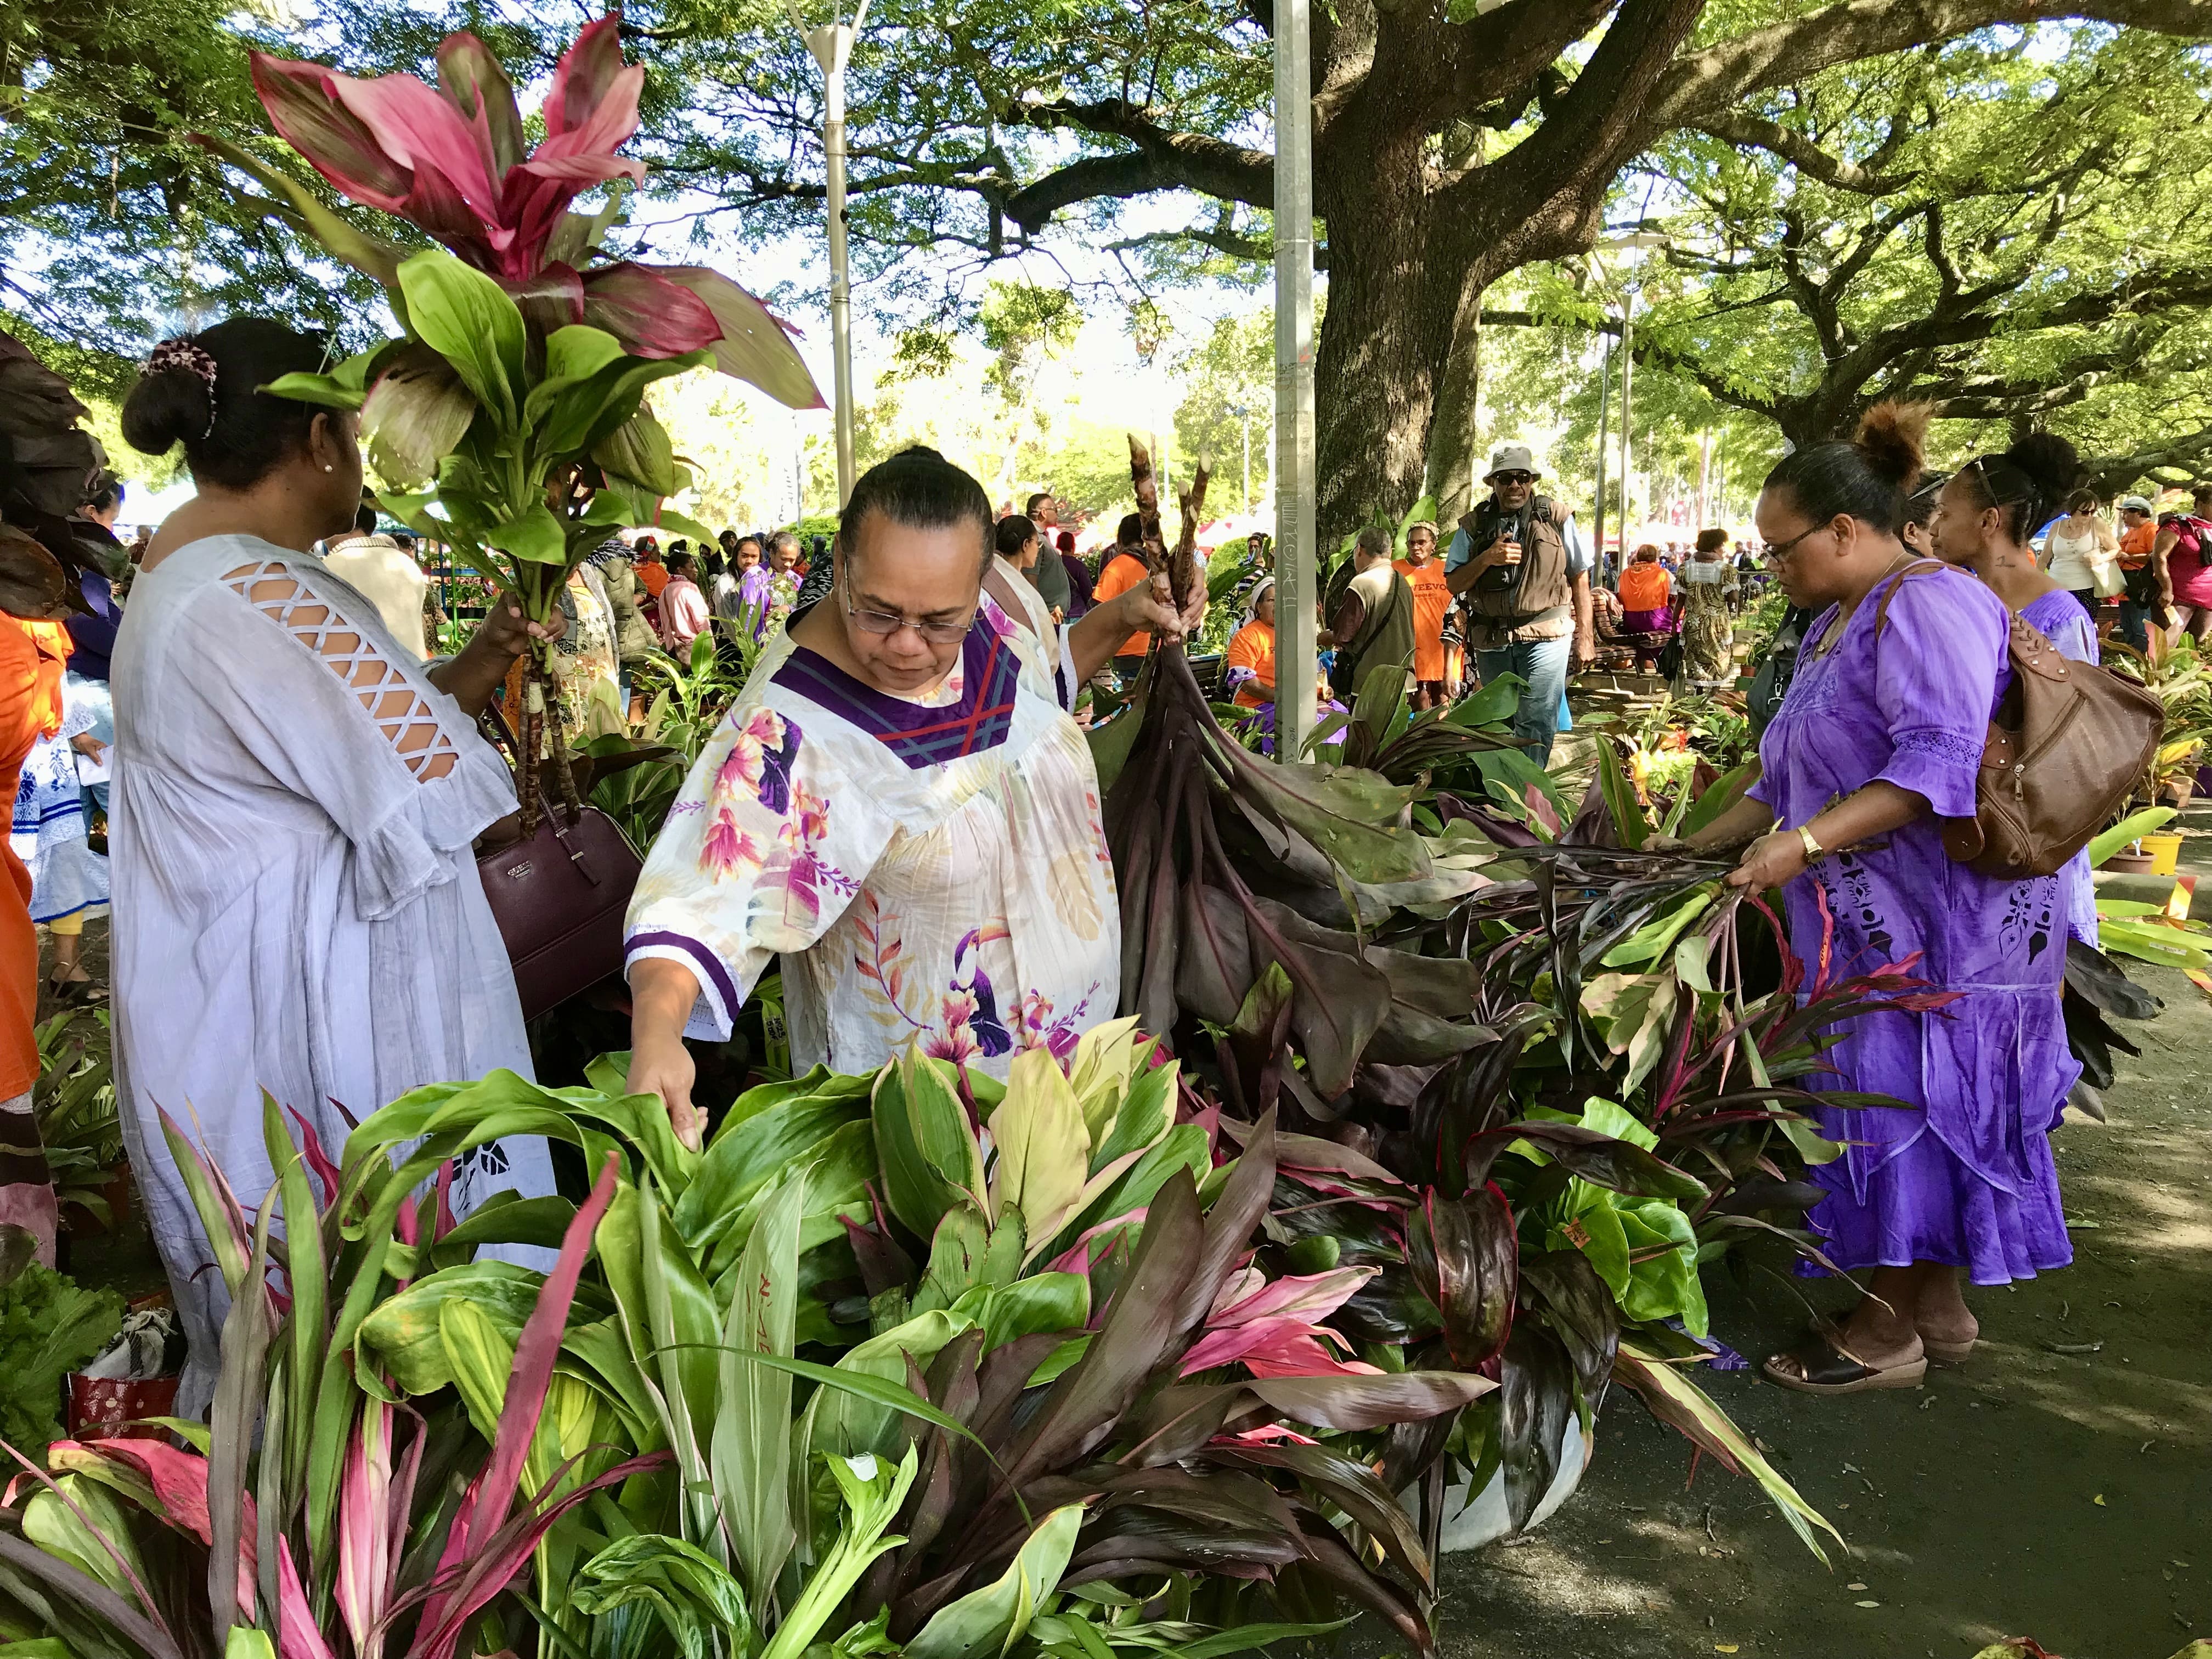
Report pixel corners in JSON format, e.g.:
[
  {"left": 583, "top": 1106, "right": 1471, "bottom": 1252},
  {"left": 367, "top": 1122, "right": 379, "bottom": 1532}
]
[{"left": 145, "top": 337, "right": 220, "bottom": 439}]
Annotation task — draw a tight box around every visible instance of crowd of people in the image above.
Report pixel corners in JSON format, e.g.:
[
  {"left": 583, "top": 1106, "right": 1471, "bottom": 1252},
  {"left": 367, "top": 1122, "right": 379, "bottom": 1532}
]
[{"left": 5, "top": 307, "right": 2212, "bottom": 1408}]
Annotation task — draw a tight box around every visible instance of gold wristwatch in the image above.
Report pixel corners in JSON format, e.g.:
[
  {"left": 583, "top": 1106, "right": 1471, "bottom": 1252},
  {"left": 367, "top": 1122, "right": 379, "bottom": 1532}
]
[{"left": 1797, "top": 824, "right": 1826, "bottom": 862}]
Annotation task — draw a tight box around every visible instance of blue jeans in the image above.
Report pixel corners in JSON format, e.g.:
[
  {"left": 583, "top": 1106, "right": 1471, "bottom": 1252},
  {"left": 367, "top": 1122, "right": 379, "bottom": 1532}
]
[
  {"left": 2117, "top": 596, "right": 2154, "bottom": 655},
  {"left": 1476, "top": 634, "right": 1575, "bottom": 765}
]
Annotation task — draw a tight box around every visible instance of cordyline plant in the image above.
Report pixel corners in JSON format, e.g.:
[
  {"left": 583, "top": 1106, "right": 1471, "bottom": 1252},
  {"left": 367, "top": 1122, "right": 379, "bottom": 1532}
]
[
  {"left": 0, "top": 1028, "right": 1511, "bottom": 1659},
  {"left": 192, "top": 18, "right": 821, "bottom": 829}
]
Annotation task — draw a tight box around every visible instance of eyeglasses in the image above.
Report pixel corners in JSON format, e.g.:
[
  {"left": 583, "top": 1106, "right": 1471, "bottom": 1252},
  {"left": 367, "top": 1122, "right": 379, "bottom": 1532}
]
[
  {"left": 1491, "top": 471, "right": 1536, "bottom": 486},
  {"left": 843, "top": 579, "right": 974, "bottom": 644},
  {"left": 1760, "top": 522, "right": 1832, "bottom": 563}
]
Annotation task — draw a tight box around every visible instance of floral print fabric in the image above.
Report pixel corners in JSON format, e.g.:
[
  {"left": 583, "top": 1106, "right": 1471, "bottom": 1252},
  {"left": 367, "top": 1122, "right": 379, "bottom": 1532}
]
[{"left": 624, "top": 595, "right": 1120, "bottom": 1076}]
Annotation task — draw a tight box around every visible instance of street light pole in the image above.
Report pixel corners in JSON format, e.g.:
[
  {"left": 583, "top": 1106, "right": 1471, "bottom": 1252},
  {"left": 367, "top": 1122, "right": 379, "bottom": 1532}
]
[
  {"left": 789, "top": 0, "right": 869, "bottom": 508},
  {"left": 1618, "top": 285, "right": 1635, "bottom": 552},
  {"left": 1273, "top": 0, "right": 1316, "bottom": 764}
]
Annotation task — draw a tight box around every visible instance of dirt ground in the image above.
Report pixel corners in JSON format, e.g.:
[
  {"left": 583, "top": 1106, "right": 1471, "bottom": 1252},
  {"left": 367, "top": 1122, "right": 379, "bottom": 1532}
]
[{"left": 1423, "top": 824, "right": 2212, "bottom": 1659}]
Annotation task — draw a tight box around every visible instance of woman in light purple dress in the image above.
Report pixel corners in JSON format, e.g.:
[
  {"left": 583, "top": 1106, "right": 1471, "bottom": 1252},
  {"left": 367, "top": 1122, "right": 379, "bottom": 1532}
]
[
  {"left": 1927, "top": 433, "right": 2101, "bottom": 949},
  {"left": 1681, "top": 404, "right": 2075, "bottom": 1395}
]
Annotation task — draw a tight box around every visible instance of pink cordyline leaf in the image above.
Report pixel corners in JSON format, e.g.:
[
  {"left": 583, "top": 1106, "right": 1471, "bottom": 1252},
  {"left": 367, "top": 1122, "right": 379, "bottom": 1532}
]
[
  {"left": 434, "top": 32, "right": 527, "bottom": 176},
  {"left": 1206, "top": 1266, "right": 1378, "bottom": 1330},
  {"left": 251, "top": 54, "right": 413, "bottom": 211},
  {"left": 544, "top": 16, "right": 630, "bottom": 138},
  {"left": 276, "top": 1536, "right": 337, "bottom": 1659},
  {"left": 325, "top": 72, "right": 502, "bottom": 230},
  {"left": 1181, "top": 1317, "right": 1379, "bottom": 1378},
  {"left": 1046, "top": 1207, "right": 1148, "bottom": 1276},
  {"left": 336, "top": 1397, "right": 393, "bottom": 1659},
  {"left": 414, "top": 1153, "right": 621, "bottom": 1644},
  {"left": 1206, "top": 1263, "right": 1266, "bottom": 1319},
  {"left": 396, "top": 1452, "right": 669, "bottom": 1659},
  {"left": 1213, "top": 1423, "right": 1321, "bottom": 1447},
  {"left": 580, "top": 263, "right": 724, "bottom": 359},
  {"left": 652, "top": 267, "right": 826, "bottom": 410},
  {"left": 284, "top": 1105, "right": 343, "bottom": 1206}
]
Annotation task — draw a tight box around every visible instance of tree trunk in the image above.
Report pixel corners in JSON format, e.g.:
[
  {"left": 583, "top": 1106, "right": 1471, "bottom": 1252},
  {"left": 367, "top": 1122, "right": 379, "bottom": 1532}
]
[
  {"left": 1423, "top": 285, "right": 1483, "bottom": 527},
  {"left": 1312, "top": 126, "right": 1438, "bottom": 548}
]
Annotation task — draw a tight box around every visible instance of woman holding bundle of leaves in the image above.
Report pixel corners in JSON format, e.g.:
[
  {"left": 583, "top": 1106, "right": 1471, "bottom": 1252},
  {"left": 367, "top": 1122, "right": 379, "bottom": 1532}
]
[
  {"left": 111, "top": 319, "right": 560, "bottom": 1410},
  {"left": 1672, "top": 403, "right": 2076, "bottom": 1395},
  {"left": 624, "top": 447, "right": 1199, "bottom": 1148}
]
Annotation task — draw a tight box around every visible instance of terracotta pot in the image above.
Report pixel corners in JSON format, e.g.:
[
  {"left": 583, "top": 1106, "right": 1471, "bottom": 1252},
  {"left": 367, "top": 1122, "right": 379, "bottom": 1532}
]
[{"left": 2103, "top": 850, "right": 2159, "bottom": 874}]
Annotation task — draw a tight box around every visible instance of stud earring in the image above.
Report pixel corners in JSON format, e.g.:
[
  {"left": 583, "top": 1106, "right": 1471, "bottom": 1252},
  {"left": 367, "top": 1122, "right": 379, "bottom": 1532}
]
[{"left": 323, "top": 464, "right": 334, "bottom": 473}]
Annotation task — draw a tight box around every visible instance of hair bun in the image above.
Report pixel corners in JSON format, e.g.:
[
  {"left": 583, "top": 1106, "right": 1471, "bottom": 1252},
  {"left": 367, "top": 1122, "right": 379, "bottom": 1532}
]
[
  {"left": 119, "top": 362, "right": 215, "bottom": 457},
  {"left": 2004, "top": 431, "right": 2081, "bottom": 508},
  {"left": 1853, "top": 402, "right": 1930, "bottom": 489}
]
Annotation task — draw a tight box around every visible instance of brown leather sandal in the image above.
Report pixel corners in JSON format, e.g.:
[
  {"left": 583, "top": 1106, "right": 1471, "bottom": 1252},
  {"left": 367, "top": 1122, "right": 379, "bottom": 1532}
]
[{"left": 1762, "top": 1322, "right": 1927, "bottom": 1395}]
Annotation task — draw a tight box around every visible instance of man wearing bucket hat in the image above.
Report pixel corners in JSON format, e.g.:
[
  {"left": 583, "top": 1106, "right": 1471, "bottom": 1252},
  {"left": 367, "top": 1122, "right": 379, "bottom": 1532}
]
[
  {"left": 1446, "top": 443, "right": 1595, "bottom": 762},
  {"left": 2115, "top": 494, "right": 2158, "bottom": 653}
]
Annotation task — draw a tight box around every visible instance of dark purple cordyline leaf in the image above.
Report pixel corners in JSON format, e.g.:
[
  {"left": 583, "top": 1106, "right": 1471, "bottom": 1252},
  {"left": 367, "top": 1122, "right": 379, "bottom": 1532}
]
[
  {"left": 1517, "top": 1248, "right": 1618, "bottom": 1412},
  {"left": 1498, "top": 1323, "right": 1576, "bottom": 1532},
  {"left": 1002, "top": 1170, "right": 1204, "bottom": 1487},
  {"left": 1463, "top": 1121, "right": 1706, "bottom": 1204},
  {"left": 1245, "top": 1370, "right": 1492, "bottom": 1432},
  {"left": 1409, "top": 1184, "right": 1515, "bottom": 1369},
  {"left": 1198, "top": 1440, "right": 1432, "bottom": 1594}
]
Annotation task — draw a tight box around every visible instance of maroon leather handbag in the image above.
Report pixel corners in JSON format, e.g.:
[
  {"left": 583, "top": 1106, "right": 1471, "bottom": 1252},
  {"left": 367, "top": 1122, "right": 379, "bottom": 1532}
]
[{"left": 475, "top": 712, "right": 644, "bottom": 1021}]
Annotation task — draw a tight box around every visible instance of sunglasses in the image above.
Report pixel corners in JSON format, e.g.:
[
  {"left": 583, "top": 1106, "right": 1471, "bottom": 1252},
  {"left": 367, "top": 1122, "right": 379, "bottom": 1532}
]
[{"left": 1491, "top": 471, "right": 1537, "bottom": 486}]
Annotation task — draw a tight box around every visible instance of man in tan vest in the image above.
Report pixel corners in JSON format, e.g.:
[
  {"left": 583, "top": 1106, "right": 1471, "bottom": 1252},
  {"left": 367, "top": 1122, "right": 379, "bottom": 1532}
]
[{"left": 1445, "top": 443, "right": 1595, "bottom": 763}]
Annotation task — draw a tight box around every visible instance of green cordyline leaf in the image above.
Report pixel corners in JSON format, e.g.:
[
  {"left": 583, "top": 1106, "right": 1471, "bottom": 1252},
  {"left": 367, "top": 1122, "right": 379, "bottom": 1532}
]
[
  {"left": 1613, "top": 1338, "right": 1841, "bottom": 1562},
  {"left": 262, "top": 1093, "right": 325, "bottom": 1530},
  {"left": 2087, "top": 805, "right": 2176, "bottom": 867},
  {"left": 711, "top": 1167, "right": 806, "bottom": 1611},
  {"left": 593, "top": 407, "right": 681, "bottom": 498},
  {"left": 397, "top": 249, "right": 524, "bottom": 428},
  {"left": 487, "top": 504, "right": 569, "bottom": 566},
  {"left": 757, "top": 1447, "right": 918, "bottom": 1659},
  {"left": 258, "top": 370, "right": 366, "bottom": 410},
  {"left": 904, "top": 1504, "right": 1084, "bottom": 1659},
  {"left": 362, "top": 345, "right": 477, "bottom": 487}
]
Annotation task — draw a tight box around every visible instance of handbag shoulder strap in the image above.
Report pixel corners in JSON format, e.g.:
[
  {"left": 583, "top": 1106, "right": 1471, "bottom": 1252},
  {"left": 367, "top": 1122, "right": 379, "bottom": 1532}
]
[{"left": 1867, "top": 557, "right": 1948, "bottom": 643}]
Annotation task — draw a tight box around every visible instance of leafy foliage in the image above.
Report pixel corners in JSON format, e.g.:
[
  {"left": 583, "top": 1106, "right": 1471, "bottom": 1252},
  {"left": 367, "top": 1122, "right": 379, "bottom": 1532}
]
[{"left": 0, "top": 1243, "right": 122, "bottom": 1457}]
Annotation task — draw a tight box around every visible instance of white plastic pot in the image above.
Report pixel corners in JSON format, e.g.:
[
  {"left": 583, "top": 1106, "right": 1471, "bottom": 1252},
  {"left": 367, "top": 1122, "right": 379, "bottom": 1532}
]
[{"left": 1406, "top": 1414, "right": 1592, "bottom": 1554}]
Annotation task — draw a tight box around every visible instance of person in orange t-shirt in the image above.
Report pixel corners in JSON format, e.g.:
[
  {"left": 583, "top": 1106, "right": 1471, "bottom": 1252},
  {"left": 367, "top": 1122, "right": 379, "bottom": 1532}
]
[
  {"left": 2115, "top": 494, "right": 2159, "bottom": 654},
  {"left": 1091, "top": 512, "right": 1160, "bottom": 678},
  {"left": 0, "top": 611, "right": 59, "bottom": 1265},
  {"left": 1223, "top": 578, "right": 1277, "bottom": 708},
  {"left": 1394, "top": 520, "right": 1458, "bottom": 709}
]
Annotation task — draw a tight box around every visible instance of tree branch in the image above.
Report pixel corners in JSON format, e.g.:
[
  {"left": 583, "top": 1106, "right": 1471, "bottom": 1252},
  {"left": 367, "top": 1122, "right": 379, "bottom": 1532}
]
[
  {"left": 1003, "top": 98, "right": 1273, "bottom": 231},
  {"left": 1644, "top": 0, "right": 2212, "bottom": 136},
  {"left": 1685, "top": 110, "right": 1918, "bottom": 195}
]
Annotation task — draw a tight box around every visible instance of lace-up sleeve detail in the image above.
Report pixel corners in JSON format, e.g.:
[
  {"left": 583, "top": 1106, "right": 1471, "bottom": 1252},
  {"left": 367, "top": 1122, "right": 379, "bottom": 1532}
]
[
  {"left": 183, "top": 553, "right": 518, "bottom": 918},
  {"left": 223, "top": 559, "right": 462, "bottom": 782}
]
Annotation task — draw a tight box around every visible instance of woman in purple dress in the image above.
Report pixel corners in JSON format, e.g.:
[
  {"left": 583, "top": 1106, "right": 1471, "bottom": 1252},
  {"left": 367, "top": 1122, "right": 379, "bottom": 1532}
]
[
  {"left": 1927, "top": 432, "right": 2101, "bottom": 949},
  {"left": 1681, "top": 404, "right": 2075, "bottom": 1394}
]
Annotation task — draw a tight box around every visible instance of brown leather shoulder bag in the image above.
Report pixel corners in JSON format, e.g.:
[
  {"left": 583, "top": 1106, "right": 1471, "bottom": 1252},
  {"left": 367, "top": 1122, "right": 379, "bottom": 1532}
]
[{"left": 1871, "top": 561, "right": 2163, "bottom": 879}]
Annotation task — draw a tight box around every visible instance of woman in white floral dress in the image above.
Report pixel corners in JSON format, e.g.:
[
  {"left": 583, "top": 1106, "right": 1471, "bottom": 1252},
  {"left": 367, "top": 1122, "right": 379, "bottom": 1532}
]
[{"left": 624, "top": 448, "right": 1199, "bottom": 1145}]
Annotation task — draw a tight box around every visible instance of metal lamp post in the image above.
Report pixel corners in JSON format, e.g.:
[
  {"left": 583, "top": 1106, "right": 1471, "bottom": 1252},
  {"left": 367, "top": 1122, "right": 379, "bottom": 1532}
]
[
  {"left": 787, "top": 0, "right": 869, "bottom": 508},
  {"left": 1588, "top": 232, "right": 1666, "bottom": 564},
  {"left": 1273, "top": 0, "right": 1317, "bottom": 764}
]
